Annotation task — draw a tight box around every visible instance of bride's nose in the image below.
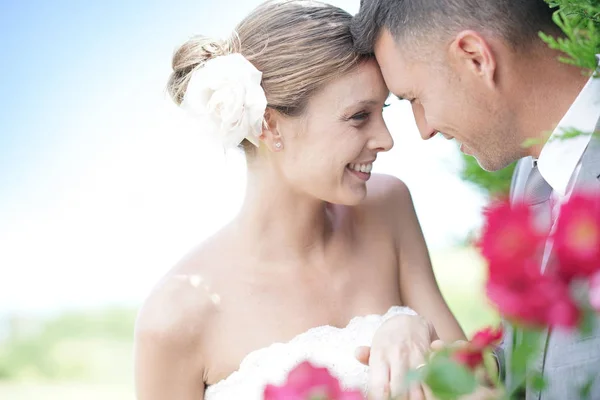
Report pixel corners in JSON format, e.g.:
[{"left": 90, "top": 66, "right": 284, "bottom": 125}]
[{"left": 369, "top": 123, "right": 394, "bottom": 153}]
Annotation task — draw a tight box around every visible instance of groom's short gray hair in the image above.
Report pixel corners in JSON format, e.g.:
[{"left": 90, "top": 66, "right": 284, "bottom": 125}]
[{"left": 351, "top": 0, "right": 561, "bottom": 54}]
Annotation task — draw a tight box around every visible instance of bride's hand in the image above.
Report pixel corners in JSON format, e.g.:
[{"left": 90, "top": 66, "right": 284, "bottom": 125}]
[{"left": 355, "top": 314, "right": 438, "bottom": 400}]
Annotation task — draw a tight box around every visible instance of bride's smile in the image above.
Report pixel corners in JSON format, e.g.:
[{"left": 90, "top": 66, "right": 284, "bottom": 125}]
[
  {"left": 346, "top": 161, "right": 374, "bottom": 181},
  {"left": 134, "top": 2, "right": 465, "bottom": 400}
]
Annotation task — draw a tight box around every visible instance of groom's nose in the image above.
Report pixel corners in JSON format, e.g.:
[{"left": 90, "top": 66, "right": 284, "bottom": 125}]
[{"left": 411, "top": 103, "right": 436, "bottom": 140}]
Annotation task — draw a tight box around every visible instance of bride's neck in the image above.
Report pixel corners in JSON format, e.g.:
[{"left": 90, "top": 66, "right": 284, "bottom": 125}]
[{"left": 235, "top": 166, "right": 336, "bottom": 262}]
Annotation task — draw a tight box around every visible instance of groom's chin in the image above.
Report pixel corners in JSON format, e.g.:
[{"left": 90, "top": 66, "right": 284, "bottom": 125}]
[{"left": 473, "top": 155, "right": 513, "bottom": 172}]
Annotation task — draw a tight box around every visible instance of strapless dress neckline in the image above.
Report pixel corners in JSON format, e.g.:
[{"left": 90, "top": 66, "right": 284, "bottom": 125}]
[{"left": 204, "top": 305, "right": 417, "bottom": 399}]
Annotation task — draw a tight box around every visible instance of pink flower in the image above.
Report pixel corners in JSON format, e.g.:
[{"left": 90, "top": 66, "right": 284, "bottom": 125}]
[
  {"left": 479, "top": 198, "right": 581, "bottom": 329},
  {"left": 453, "top": 348, "right": 484, "bottom": 370},
  {"left": 486, "top": 271, "right": 580, "bottom": 329},
  {"left": 479, "top": 200, "right": 546, "bottom": 268},
  {"left": 471, "top": 326, "right": 504, "bottom": 349},
  {"left": 263, "top": 361, "right": 364, "bottom": 400},
  {"left": 553, "top": 192, "right": 600, "bottom": 281},
  {"left": 452, "top": 326, "right": 504, "bottom": 370},
  {"left": 590, "top": 271, "right": 600, "bottom": 312}
]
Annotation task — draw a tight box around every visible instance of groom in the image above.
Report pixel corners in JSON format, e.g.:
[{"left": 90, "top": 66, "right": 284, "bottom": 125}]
[{"left": 352, "top": 0, "right": 600, "bottom": 399}]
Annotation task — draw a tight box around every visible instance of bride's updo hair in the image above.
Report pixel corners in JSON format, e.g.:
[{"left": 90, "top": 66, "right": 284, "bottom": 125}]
[{"left": 167, "top": 0, "right": 372, "bottom": 149}]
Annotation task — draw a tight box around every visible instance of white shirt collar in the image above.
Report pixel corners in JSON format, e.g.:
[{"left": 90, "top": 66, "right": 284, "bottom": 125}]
[{"left": 537, "top": 57, "right": 600, "bottom": 196}]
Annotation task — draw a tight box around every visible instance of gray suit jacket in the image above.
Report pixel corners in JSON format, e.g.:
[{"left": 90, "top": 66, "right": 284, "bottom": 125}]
[{"left": 501, "top": 118, "right": 600, "bottom": 400}]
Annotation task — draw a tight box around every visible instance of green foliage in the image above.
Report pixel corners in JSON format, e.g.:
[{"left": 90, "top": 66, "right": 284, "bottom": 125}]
[
  {"left": 579, "top": 306, "right": 598, "bottom": 336},
  {"left": 0, "top": 308, "right": 137, "bottom": 382},
  {"left": 541, "top": 0, "right": 600, "bottom": 73},
  {"left": 529, "top": 372, "right": 547, "bottom": 393},
  {"left": 430, "top": 248, "right": 500, "bottom": 336},
  {"left": 459, "top": 155, "right": 516, "bottom": 198},
  {"left": 580, "top": 375, "right": 596, "bottom": 399},
  {"left": 509, "top": 329, "right": 543, "bottom": 377},
  {"left": 423, "top": 352, "right": 477, "bottom": 400},
  {"left": 404, "top": 350, "right": 477, "bottom": 400},
  {"left": 506, "top": 328, "right": 544, "bottom": 398}
]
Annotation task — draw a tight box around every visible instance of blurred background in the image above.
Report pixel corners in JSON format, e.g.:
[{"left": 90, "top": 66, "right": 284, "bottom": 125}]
[{"left": 0, "top": 0, "right": 513, "bottom": 398}]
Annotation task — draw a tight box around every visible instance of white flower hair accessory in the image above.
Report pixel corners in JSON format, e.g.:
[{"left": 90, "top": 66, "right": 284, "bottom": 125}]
[{"left": 182, "top": 53, "right": 268, "bottom": 149}]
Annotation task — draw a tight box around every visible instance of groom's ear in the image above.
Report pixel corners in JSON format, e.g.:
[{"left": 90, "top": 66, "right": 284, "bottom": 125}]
[
  {"left": 260, "top": 108, "right": 285, "bottom": 152},
  {"left": 449, "top": 30, "right": 497, "bottom": 90}
]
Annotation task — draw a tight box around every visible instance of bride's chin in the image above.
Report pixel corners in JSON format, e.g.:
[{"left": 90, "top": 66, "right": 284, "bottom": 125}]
[{"left": 338, "top": 187, "right": 367, "bottom": 206}]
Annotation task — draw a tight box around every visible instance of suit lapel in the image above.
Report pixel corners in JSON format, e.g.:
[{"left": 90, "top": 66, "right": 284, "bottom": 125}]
[
  {"left": 573, "top": 130, "right": 600, "bottom": 194},
  {"left": 534, "top": 120, "right": 600, "bottom": 400}
]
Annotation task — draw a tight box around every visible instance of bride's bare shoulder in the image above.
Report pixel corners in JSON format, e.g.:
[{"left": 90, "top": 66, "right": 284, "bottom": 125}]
[
  {"left": 363, "top": 173, "right": 413, "bottom": 211},
  {"left": 134, "top": 234, "right": 227, "bottom": 352},
  {"left": 133, "top": 236, "right": 233, "bottom": 397}
]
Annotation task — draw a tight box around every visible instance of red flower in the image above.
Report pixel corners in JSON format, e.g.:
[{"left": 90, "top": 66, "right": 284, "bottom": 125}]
[
  {"left": 264, "top": 361, "right": 364, "bottom": 400},
  {"left": 590, "top": 271, "right": 600, "bottom": 312},
  {"left": 553, "top": 192, "right": 600, "bottom": 281},
  {"left": 471, "top": 326, "right": 504, "bottom": 349},
  {"left": 453, "top": 348, "right": 484, "bottom": 370},
  {"left": 479, "top": 197, "right": 582, "bottom": 329},
  {"left": 486, "top": 272, "right": 580, "bottom": 329},
  {"left": 479, "top": 200, "right": 546, "bottom": 268},
  {"left": 452, "top": 326, "right": 504, "bottom": 370}
]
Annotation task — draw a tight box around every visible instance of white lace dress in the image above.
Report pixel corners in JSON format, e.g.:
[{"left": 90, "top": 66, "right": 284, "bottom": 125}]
[{"left": 204, "top": 306, "right": 417, "bottom": 399}]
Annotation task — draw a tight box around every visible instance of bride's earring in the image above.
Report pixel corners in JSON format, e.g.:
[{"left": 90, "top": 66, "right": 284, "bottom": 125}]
[{"left": 275, "top": 142, "right": 282, "bottom": 150}]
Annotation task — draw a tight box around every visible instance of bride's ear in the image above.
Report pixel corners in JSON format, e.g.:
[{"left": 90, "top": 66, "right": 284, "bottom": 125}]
[{"left": 260, "top": 108, "right": 284, "bottom": 152}]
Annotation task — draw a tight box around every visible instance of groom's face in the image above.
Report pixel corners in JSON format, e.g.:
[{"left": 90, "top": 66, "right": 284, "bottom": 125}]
[{"left": 374, "top": 29, "right": 520, "bottom": 171}]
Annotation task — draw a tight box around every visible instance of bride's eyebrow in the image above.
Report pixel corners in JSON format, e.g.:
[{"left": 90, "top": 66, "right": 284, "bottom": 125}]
[
  {"left": 355, "top": 99, "right": 379, "bottom": 106},
  {"left": 340, "top": 97, "right": 386, "bottom": 113}
]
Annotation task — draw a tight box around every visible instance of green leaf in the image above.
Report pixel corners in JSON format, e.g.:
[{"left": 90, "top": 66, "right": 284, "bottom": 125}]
[
  {"left": 529, "top": 372, "right": 547, "bottom": 392},
  {"left": 505, "top": 327, "right": 544, "bottom": 397},
  {"left": 459, "top": 153, "right": 516, "bottom": 197},
  {"left": 550, "top": 127, "right": 593, "bottom": 142},
  {"left": 403, "top": 367, "right": 425, "bottom": 388},
  {"left": 482, "top": 349, "right": 500, "bottom": 387},
  {"left": 510, "top": 328, "right": 543, "bottom": 377},
  {"left": 579, "top": 374, "right": 596, "bottom": 400},
  {"left": 579, "top": 306, "right": 597, "bottom": 336},
  {"left": 520, "top": 137, "right": 544, "bottom": 149},
  {"left": 541, "top": 0, "right": 600, "bottom": 73},
  {"left": 423, "top": 353, "right": 477, "bottom": 400}
]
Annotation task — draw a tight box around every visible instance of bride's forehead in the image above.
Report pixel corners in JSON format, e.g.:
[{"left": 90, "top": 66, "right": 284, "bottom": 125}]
[{"left": 311, "top": 64, "right": 388, "bottom": 104}]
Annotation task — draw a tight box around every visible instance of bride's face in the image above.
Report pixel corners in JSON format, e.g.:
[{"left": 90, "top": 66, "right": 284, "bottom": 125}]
[{"left": 275, "top": 59, "right": 393, "bottom": 205}]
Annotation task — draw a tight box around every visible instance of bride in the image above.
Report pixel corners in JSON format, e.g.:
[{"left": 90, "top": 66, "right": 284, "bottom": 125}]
[{"left": 134, "top": 1, "right": 466, "bottom": 399}]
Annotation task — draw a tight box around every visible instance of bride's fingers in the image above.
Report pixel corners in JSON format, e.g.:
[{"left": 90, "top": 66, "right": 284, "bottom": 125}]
[
  {"left": 389, "top": 355, "right": 408, "bottom": 399},
  {"left": 368, "top": 353, "right": 390, "bottom": 400},
  {"left": 429, "top": 339, "right": 446, "bottom": 352},
  {"left": 355, "top": 346, "right": 371, "bottom": 366},
  {"left": 451, "top": 340, "right": 469, "bottom": 348},
  {"left": 407, "top": 353, "right": 427, "bottom": 400},
  {"left": 408, "top": 385, "right": 426, "bottom": 400}
]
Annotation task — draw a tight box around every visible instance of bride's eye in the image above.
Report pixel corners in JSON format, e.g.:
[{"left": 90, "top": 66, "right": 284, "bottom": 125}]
[{"left": 350, "top": 111, "right": 370, "bottom": 121}]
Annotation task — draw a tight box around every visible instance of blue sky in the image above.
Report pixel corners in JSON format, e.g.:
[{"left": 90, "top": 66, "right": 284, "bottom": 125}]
[{"left": 0, "top": 0, "right": 486, "bottom": 314}]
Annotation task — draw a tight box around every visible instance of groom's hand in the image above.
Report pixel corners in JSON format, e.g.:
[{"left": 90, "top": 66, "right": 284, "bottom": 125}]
[{"left": 356, "top": 314, "right": 437, "bottom": 400}]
